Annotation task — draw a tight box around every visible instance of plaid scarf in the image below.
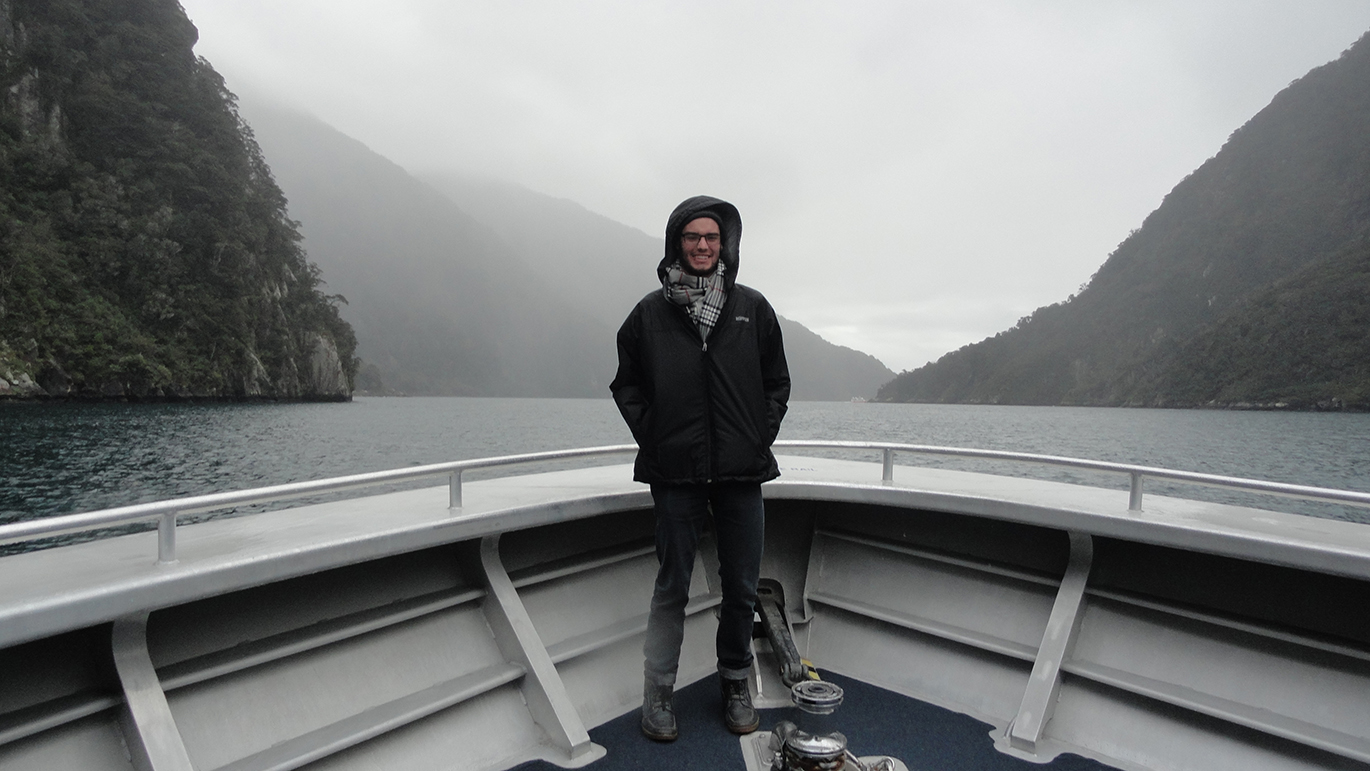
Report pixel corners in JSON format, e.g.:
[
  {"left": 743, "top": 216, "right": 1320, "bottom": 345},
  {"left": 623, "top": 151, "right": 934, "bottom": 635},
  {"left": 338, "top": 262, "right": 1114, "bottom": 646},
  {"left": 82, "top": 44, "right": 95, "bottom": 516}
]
[{"left": 663, "top": 261, "right": 728, "bottom": 339}]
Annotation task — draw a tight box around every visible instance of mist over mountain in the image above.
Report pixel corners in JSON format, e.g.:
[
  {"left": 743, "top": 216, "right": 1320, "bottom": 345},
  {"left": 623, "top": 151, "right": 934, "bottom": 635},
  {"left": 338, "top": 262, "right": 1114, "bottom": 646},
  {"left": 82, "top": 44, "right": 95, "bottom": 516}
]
[
  {"left": 239, "top": 103, "right": 611, "bottom": 397},
  {"left": 421, "top": 172, "right": 896, "bottom": 401},
  {"left": 879, "top": 31, "right": 1370, "bottom": 410},
  {"left": 417, "top": 173, "right": 658, "bottom": 331},
  {"left": 241, "top": 99, "right": 893, "bottom": 399}
]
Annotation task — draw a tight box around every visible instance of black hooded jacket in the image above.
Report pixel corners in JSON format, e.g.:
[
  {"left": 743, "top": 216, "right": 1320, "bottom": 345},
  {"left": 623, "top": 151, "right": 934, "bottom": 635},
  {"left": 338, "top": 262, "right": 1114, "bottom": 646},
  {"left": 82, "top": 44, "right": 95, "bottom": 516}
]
[{"left": 610, "top": 196, "right": 791, "bottom": 485}]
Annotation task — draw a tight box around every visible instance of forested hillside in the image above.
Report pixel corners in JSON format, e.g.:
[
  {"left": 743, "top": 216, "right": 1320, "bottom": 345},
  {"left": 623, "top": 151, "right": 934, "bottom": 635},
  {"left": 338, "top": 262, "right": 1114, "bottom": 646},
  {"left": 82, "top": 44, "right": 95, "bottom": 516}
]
[
  {"left": 879, "top": 31, "right": 1370, "bottom": 409},
  {"left": 1103, "top": 238, "right": 1370, "bottom": 408},
  {"left": 0, "top": 0, "right": 355, "bottom": 400}
]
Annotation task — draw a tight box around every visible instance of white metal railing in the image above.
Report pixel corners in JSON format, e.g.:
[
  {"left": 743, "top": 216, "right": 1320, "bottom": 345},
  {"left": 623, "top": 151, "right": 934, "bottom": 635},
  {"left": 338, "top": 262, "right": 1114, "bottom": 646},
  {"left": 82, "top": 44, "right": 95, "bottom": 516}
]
[
  {"left": 3, "top": 440, "right": 1369, "bottom": 565},
  {"left": 773, "top": 440, "right": 1370, "bottom": 513},
  {"left": 0, "top": 445, "right": 638, "bottom": 564}
]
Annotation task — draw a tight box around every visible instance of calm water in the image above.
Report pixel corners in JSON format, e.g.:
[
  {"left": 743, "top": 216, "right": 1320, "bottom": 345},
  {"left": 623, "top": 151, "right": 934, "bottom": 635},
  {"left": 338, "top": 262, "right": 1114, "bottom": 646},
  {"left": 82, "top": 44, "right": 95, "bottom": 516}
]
[{"left": 3, "top": 398, "right": 1369, "bottom": 525}]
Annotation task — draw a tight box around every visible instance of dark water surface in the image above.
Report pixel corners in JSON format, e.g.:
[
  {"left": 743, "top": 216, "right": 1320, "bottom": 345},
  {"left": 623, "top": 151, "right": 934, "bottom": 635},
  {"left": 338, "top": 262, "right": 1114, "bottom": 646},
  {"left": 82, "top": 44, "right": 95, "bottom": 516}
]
[{"left": 3, "top": 398, "right": 1368, "bottom": 525}]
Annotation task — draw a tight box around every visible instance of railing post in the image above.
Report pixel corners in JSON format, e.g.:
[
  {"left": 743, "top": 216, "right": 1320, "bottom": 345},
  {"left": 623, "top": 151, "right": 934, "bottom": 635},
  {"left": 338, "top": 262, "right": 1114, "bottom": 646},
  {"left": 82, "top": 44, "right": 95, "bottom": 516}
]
[
  {"left": 882, "top": 448, "right": 894, "bottom": 484},
  {"left": 449, "top": 469, "right": 463, "bottom": 510},
  {"left": 157, "top": 512, "right": 177, "bottom": 565},
  {"left": 1128, "top": 471, "right": 1144, "bottom": 511}
]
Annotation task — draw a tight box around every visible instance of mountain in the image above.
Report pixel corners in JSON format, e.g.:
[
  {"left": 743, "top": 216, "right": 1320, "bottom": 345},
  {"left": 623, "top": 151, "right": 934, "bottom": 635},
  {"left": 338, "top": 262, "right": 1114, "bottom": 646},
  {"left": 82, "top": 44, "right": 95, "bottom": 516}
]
[
  {"left": 240, "top": 100, "right": 893, "bottom": 400},
  {"left": 774, "top": 317, "right": 895, "bottom": 402},
  {"left": 0, "top": 0, "right": 354, "bottom": 400},
  {"left": 879, "top": 31, "right": 1370, "bottom": 409}
]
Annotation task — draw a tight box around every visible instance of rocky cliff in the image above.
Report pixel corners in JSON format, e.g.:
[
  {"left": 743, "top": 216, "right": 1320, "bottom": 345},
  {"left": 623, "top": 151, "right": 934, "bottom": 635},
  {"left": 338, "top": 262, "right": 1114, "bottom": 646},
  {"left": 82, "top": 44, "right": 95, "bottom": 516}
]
[{"left": 0, "top": 0, "right": 355, "bottom": 400}]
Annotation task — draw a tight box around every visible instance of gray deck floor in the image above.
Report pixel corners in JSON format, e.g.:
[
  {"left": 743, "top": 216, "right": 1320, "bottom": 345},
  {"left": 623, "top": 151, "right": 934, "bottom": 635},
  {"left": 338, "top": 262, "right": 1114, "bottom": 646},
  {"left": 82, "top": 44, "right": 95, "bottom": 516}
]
[{"left": 512, "top": 671, "right": 1119, "bottom": 771}]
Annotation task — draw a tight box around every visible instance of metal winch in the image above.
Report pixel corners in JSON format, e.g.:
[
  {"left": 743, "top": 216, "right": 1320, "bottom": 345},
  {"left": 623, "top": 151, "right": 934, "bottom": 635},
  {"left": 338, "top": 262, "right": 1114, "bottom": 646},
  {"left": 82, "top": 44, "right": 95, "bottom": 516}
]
[
  {"left": 762, "top": 681, "right": 905, "bottom": 771},
  {"left": 746, "top": 581, "right": 907, "bottom": 771}
]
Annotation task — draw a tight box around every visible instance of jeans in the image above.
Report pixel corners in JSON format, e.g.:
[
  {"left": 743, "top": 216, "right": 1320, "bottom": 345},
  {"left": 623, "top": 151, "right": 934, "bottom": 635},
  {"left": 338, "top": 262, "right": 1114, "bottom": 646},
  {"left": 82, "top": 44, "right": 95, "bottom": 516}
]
[{"left": 643, "top": 481, "right": 765, "bottom": 686}]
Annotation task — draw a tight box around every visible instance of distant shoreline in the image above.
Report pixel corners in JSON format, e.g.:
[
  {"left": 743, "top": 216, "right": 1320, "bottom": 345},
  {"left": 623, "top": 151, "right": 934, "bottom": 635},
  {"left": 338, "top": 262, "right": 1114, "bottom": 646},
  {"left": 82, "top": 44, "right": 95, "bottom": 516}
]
[
  {"left": 0, "top": 394, "right": 352, "bottom": 405},
  {"left": 872, "top": 399, "right": 1370, "bottom": 412},
  {"left": 5, "top": 393, "right": 1366, "bottom": 411}
]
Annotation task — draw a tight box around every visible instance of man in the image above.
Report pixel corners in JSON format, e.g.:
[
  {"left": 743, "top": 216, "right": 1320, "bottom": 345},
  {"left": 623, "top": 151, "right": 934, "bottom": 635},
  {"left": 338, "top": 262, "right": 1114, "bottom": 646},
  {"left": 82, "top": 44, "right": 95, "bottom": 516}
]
[{"left": 610, "top": 195, "right": 790, "bottom": 742}]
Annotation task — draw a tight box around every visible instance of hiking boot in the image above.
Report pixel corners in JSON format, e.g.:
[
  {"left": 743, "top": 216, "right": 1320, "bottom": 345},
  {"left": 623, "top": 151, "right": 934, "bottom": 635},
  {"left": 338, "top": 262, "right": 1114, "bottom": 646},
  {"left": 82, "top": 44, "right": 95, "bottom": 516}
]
[
  {"left": 721, "top": 676, "right": 759, "bottom": 734},
  {"left": 641, "top": 680, "right": 678, "bottom": 742}
]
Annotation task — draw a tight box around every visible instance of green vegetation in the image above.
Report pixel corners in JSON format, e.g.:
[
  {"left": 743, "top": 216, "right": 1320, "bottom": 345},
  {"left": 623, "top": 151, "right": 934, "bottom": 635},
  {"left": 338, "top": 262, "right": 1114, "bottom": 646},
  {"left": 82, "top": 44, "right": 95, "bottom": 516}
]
[
  {"left": 0, "top": 0, "right": 355, "bottom": 399},
  {"left": 1103, "top": 238, "right": 1370, "bottom": 408},
  {"left": 879, "top": 31, "right": 1370, "bottom": 410}
]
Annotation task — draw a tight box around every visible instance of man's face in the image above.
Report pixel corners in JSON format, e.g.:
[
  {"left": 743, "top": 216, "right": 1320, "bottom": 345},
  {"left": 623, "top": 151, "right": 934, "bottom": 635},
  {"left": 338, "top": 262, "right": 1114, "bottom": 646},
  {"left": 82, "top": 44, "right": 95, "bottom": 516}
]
[{"left": 680, "top": 217, "right": 721, "bottom": 275}]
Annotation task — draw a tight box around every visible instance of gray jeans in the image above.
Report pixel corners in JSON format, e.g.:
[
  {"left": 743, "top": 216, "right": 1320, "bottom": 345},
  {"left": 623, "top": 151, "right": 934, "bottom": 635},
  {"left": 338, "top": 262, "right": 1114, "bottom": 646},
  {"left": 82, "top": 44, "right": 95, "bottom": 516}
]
[{"left": 643, "top": 482, "right": 764, "bottom": 686}]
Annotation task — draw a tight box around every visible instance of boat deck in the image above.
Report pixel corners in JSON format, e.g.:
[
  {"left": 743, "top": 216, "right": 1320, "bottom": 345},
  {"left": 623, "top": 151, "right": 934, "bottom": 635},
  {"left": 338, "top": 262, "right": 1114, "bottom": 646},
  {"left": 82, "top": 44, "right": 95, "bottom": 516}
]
[
  {"left": 3, "top": 453, "right": 1369, "bottom": 771},
  {"left": 513, "top": 671, "right": 1117, "bottom": 771}
]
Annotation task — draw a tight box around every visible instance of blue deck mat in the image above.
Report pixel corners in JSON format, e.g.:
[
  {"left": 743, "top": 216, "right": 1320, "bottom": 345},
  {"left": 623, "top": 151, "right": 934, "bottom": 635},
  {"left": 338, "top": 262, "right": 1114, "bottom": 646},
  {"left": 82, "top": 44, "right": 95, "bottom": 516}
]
[{"left": 512, "top": 671, "right": 1118, "bottom": 770}]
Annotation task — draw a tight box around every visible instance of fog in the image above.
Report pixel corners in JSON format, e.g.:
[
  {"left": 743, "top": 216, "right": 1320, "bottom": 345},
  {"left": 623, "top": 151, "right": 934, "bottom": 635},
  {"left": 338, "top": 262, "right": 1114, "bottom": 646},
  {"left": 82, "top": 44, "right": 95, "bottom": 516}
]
[{"left": 180, "top": 1, "right": 1370, "bottom": 372}]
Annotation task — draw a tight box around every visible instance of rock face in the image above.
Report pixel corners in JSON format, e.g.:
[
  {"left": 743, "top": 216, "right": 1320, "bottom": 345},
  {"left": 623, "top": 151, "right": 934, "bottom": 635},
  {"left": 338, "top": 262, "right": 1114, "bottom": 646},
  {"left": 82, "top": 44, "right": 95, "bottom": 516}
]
[
  {"left": 0, "top": 364, "right": 42, "bottom": 397},
  {"left": 0, "top": 0, "right": 357, "bottom": 401},
  {"left": 304, "top": 333, "right": 350, "bottom": 400}
]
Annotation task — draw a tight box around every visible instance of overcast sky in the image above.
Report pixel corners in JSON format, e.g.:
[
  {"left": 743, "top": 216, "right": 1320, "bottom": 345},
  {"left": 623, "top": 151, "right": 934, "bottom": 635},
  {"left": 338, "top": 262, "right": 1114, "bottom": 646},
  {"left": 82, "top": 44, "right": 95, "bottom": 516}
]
[{"left": 180, "top": 1, "right": 1370, "bottom": 372}]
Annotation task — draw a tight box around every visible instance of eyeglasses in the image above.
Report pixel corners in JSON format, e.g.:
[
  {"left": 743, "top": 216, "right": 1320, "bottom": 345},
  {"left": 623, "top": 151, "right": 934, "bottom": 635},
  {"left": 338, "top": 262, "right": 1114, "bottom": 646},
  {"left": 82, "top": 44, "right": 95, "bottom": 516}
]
[{"left": 682, "top": 232, "right": 721, "bottom": 245}]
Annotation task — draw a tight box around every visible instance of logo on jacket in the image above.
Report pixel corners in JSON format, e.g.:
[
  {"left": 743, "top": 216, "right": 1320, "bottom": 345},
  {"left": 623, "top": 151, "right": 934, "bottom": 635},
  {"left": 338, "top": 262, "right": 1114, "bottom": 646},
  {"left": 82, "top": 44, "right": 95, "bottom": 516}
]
[{"left": 735, "top": 315, "right": 750, "bottom": 322}]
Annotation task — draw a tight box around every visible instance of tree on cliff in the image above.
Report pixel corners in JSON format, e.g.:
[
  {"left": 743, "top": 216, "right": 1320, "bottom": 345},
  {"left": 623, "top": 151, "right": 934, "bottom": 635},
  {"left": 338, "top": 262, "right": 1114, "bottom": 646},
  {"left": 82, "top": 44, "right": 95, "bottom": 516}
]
[{"left": 0, "top": 0, "right": 356, "bottom": 399}]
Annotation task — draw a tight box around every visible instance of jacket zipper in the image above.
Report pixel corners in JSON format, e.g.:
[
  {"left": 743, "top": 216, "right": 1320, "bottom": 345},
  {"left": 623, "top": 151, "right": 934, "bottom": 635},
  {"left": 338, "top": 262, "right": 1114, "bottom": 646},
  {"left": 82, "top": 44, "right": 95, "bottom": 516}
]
[
  {"left": 674, "top": 296, "right": 723, "bottom": 483},
  {"left": 701, "top": 332, "right": 714, "bottom": 483},
  {"left": 699, "top": 294, "right": 732, "bottom": 483}
]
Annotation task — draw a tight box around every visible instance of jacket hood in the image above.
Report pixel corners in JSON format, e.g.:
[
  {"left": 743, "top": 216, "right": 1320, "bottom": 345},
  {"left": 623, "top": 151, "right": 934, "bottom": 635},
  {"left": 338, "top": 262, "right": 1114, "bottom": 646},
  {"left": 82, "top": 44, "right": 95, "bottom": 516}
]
[{"left": 657, "top": 195, "right": 742, "bottom": 288}]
